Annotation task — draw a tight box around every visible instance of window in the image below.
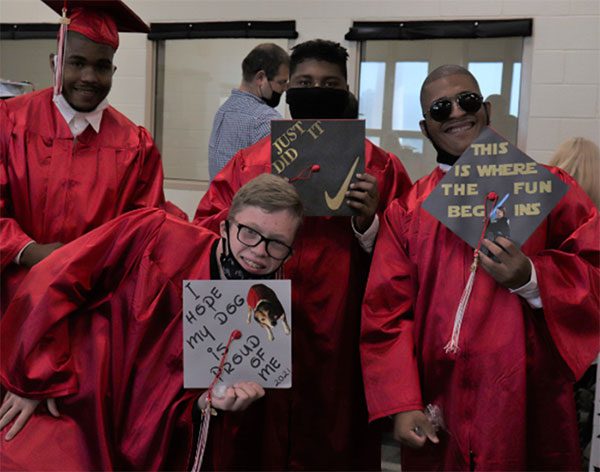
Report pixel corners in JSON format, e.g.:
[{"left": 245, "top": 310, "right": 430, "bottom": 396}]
[
  {"left": 352, "top": 21, "right": 528, "bottom": 181},
  {"left": 150, "top": 21, "right": 297, "bottom": 182},
  {"left": 0, "top": 40, "right": 55, "bottom": 92}
]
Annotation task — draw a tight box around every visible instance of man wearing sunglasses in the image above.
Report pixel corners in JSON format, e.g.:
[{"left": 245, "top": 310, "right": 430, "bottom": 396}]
[
  {"left": 361, "top": 65, "right": 599, "bottom": 470},
  {"left": 0, "top": 175, "right": 302, "bottom": 470}
]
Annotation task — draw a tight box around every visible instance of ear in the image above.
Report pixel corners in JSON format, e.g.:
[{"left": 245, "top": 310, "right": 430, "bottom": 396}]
[
  {"left": 112, "top": 65, "right": 117, "bottom": 77},
  {"left": 219, "top": 220, "right": 227, "bottom": 239},
  {"left": 419, "top": 119, "right": 430, "bottom": 139},
  {"left": 255, "top": 70, "right": 267, "bottom": 83},
  {"left": 49, "top": 54, "right": 56, "bottom": 73}
]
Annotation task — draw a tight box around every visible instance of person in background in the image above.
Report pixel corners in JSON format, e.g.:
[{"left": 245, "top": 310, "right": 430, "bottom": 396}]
[
  {"left": 360, "top": 64, "right": 599, "bottom": 471},
  {"left": 549, "top": 137, "right": 599, "bottom": 208},
  {"left": 0, "top": 1, "right": 177, "bottom": 314},
  {"left": 208, "top": 43, "right": 289, "bottom": 180},
  {"left": 195, "top": 39, "right": 412, "bottom": 470},
  {"left": 0, "top": 174, "right": 302, "bottom": 470},
  {"left": 549, "top": 136, "right": 600, "bottom": 470}
]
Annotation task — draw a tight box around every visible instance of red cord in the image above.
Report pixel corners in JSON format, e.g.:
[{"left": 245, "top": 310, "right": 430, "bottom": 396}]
[
  {"left": 288, "top": 164, "right": 320, "bottom": 182},
  {"left": 205, "top": 330, "right": 242, "bottom": 404}
]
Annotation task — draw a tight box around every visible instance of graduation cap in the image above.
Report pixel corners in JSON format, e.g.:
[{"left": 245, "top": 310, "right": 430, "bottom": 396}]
[
  {"left": 422, "top": 126, "right": 569, "bottom": 354},
  {"left": 42, "top": 0, "right": 149, "bottom": 95},
  {"left": 271, "top": 119, "right": 365, "bottom": 216},
  {"left": 42, "top": 0, "right": 149, "bottom": 48},
  {"left": 422, "top": 126, "right": 568, "bottom": 250}
]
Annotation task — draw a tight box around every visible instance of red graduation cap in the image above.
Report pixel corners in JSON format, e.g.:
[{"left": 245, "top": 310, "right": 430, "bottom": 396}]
[
  {"left": 42, "top": 0, "right": 149, "bottom": 50},
  {"left": 42, "top": 0, "right": 148, "bottom": 95}
]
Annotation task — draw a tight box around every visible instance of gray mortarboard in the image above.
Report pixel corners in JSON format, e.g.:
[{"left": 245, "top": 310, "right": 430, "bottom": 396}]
[
  {"left": 271, "top": 119, "right": 365, "bottom": 216},
  {"left": 422, "top": 126, "right": 569, "bottom": 250},
  {"left": 0, "top": 80, "right": 33, "bottom": 99}
]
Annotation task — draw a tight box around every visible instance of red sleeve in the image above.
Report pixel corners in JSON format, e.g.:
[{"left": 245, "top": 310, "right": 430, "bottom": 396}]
[
  {"left": 193, "top": 143, "right": 268, "bottom": 232},
  {"left": 531, "top": 169, "right": 600, "bottom": 380},
  {"left": 0, "top": 100, "right": 34, "bottom": 265},
  {"left": 0, "top": 208, "right": 167, "bottom": 399},
  {"left": 367, "top": 141, "right": 412, "bottom": 213},
  {"left": 130, "top": 127, "right": 166, "bottom": 210},
  {"left": 361, "top": 200, "right": 423, "bottom": 422}
]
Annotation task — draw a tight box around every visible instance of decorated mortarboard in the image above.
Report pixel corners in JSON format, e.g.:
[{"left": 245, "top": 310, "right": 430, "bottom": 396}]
[
  {"left": 183, "top": 279, "right": 292, "bottom": 470},
  {"left": 271, "top": 119, "right": 365, "bottom": 216},
  {"left": 422, "top": 126, "right": 569, "bottom": 354},
  {"left": 423, "top": 126, "right": 568, "bottom": 249},
  {"left": 42, "top": 0, "right": 149, "bottom": 95},
  {"left": 182, "top": 279, "right": 292, "bottom": 389}
]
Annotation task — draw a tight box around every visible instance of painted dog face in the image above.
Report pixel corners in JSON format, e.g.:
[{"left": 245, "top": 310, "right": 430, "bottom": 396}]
[{"left": 254, "top": 302, "right": 279, "bottom": 327}]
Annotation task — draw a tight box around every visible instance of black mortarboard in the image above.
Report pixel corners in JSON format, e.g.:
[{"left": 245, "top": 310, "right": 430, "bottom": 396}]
[
  {"left": 422, "top": 126, "right": 569, "bottom": 249},
  {"left": 271, "top": 119, "right": 365, "bottom": 216}
]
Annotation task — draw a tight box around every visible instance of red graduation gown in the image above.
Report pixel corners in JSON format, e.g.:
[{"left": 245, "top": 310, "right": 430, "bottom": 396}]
[
  {"left": 0, "top": 87, "right": 167, "bottom": 312},
  {"left": 361, "top": 166, "right": 600, "bottom": 471},
  {"left": 0, "top": 209, "right": 218, "bottom": 471},
  {"left": 194, "top": 136, "right": 412, "bottom": 470}
]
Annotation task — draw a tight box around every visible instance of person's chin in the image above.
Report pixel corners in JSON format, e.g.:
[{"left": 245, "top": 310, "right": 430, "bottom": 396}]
[
  {"left": 71, "top": 100, "right": 100, "bottom": 112},
  {"left": 443, "top": 135, "right": 477, "bottom": 156}
]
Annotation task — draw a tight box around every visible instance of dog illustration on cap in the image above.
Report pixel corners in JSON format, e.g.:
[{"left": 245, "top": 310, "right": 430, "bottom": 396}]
[{"left": 246, "top": 284, "right": 290, "bottom": 341}]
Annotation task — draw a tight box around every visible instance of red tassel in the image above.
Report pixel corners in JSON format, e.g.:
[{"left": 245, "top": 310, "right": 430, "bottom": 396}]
[
  {"left": 288, "top": 164, "right": 320, "bottom": 182},
  {"left": 190, "top": 330, "right": 242, "bottom": 472},
  {"left": 54, "top": 6, "right": 70, "bottom": 96},
  {"left": 444, "top": 192, "right": 498, "bottom": 354}
]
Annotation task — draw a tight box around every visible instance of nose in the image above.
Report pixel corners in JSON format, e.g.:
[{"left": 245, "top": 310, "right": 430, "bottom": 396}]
[
  {"left": 251, "top": 240, "right": 269, "bottom": 258},
  {"left": 80, "top": 65, "right": 99, "bottom": 83},
  {"left": 449, "top": 98, "right": 466, "bottom": 118}
]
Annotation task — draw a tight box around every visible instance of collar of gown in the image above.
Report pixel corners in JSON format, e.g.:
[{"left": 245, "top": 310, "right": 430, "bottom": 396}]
[{"left": 53, "top": 93, "right": 109, "bottom": 137}]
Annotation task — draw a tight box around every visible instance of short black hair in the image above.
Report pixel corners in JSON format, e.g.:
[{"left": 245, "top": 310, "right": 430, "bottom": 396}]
[
  {"left": 420, "top": 64, "right": 480, "bottom": 109},
  {"left": 290, "top": 39, "right": 348, "bottom": 79},
  {"left": 242, "top": 43, "right": 290, "bottom": 82}
]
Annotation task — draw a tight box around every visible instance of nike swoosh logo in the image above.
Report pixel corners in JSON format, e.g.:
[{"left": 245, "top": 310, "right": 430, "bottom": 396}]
[{"left": 324, "top": 156, "right": 360, "bottom": 211}]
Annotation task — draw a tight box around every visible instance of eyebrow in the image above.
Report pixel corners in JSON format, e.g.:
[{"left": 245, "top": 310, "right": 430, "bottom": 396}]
[
  {"left": 66, "top": 55, "right": 112, "bottom": 65},
  {"left": 243, "top": 223, "right": 289, "bottom": 243},
  {"left": 293, "top": 74, "right": 341, "bottom": 81}
]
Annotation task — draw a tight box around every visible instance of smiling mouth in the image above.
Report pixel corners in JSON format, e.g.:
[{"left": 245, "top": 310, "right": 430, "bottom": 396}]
[
  {"left": 74, "top": 87, "right": 99, "bottom": 96},
  {"left": 444, "top": 120, "right": 475, "bottom": 135},
  {"left": 241, "top": 257, "right": 266, "bottom": 271}
]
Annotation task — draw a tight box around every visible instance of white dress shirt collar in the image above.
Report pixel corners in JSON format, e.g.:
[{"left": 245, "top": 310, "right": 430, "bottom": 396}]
[{"left": 53, "top": 93, "right": 109, "bottom": 137}]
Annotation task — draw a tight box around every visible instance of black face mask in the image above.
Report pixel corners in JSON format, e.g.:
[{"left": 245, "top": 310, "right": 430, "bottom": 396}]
[
  {"left": 286, "top": 87, "right": 349, "bottom": 119},
  {"left": 219, "top": 233, "right": 280, "bottom": 280},
  {"left": 263, "top": 90, "right": 282, "bottom": 108},
  {"left": 260, "top": 80, "right": 282, "bottom": 108}
]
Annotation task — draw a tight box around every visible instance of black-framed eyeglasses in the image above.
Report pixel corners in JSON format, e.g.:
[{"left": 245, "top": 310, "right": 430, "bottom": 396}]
[
  {"left": 228, "top": 220, "right": 292, "bottom": 260},
  {"left": 424, "top": 91, "right": 483, "bottom": 122}
]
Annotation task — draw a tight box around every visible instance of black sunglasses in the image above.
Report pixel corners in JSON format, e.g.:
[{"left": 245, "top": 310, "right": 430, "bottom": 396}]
[{"left": 424, "top": 92, "right": 484, "bottom": 122}]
